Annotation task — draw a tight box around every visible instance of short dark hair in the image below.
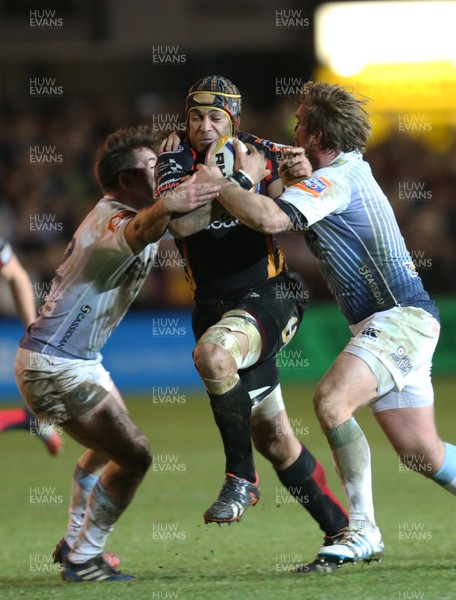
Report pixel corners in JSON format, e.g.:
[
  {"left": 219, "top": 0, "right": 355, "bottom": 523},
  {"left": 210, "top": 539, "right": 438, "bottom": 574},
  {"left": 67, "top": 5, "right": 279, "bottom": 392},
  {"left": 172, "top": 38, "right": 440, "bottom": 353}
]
[
  {"left": 300, "top": 81, "right": 372, "bottom": 153},
  {"left": 94, "top": 126, "right": 159, "bottom": 191}
]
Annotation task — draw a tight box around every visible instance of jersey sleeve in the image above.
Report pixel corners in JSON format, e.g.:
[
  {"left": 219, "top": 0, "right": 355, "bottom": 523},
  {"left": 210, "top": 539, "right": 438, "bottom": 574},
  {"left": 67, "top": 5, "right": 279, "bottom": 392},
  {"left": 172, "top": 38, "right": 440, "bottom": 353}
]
[
  {"left": 155, "top": 145, "right": 196, "bottom": 195},
  {"left": 275, "top": 171, "right": 351, "bottom": 229},
  {"left": 239, "top": 134, "right": 281, "bottom": 188},
  {"left": 97, "top": 203, "right": 170, "bottom": 254},
  {"left": 0, "top": 237, "right": 13, "bottom": 269},
  {"left": 92, "top": 204, "right": 138, "bottom": 256}
]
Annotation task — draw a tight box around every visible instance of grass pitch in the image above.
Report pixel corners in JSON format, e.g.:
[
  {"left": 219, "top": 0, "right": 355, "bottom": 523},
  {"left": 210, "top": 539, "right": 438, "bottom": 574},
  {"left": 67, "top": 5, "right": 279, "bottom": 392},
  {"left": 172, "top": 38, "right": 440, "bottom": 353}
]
[{"left": 0, "top": 377, "right": 455, "bottom": 600}]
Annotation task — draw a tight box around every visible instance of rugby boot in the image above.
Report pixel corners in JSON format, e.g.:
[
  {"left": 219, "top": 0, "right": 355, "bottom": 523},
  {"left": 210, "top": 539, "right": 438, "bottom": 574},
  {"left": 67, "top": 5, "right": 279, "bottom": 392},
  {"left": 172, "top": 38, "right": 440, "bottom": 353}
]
[
  {"left": 53, "top": 538, "right": 121, "bottom": 569},
  {"left": 204, "top": 472, "right": 260, "bottom": 524},
  {"left": 62, "top": 555, "right": 134, "bottom": 582},
  {"left": 318, "top": 523, "right": 384, "bottom": 565},
  {"left": 294, "top": 531, "right": 346, "bottom": 573}
]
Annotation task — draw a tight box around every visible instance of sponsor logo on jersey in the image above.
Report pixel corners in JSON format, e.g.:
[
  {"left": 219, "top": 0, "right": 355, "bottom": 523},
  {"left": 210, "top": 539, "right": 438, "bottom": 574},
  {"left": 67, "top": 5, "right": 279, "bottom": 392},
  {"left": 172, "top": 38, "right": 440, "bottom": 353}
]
[
  {"left": 403, "top": 261, "right": 418, "bottom": 278},
  {"left": 359, "top": 265, "right": 386, "bottom": 307},
  {"left": 361, "top": 326, "right": 381, "bottom": 339},
  {"left": 389, "top": 345, "right": 413, "bottom": 377},
  {"left": 293, "top": 177, "right": 331, "bottom": 197},
  {"left": 108, "top": 210, "right": 135, "bottom": 232},
  {"left": 206, "top": 213, "right": 239, "bottom": 230},
  {"left": 57, "top": 305, "right": 92, "bottom": 349}
]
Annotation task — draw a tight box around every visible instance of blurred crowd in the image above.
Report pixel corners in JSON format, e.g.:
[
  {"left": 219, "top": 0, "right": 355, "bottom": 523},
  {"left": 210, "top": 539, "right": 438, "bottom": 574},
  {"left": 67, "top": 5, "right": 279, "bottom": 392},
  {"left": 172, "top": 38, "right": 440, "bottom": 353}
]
[{"left": 1, "top": 95, "right": 455, "bottom": 317}]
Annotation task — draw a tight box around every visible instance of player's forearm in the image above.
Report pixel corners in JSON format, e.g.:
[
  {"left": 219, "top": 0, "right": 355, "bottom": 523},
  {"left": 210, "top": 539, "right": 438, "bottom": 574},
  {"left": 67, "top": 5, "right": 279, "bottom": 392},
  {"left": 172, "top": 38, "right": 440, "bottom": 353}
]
[
  {"left": 218, "top": 181, "right": 291, "bottom": 234},
  {"left": 10, "top": 281, "right": 36, "bottom": 328},
  {"left": 168, "top": 204, "right": 211, "bottom": 238},
  {"left": 5, "top": 259, "right": 36, "bottom": 327},
  {"left": 127, "top": 200, "right": 171, "bottom": 250},
  {"left": 168, "top": 201, "right": 223, "bottom": 239}
]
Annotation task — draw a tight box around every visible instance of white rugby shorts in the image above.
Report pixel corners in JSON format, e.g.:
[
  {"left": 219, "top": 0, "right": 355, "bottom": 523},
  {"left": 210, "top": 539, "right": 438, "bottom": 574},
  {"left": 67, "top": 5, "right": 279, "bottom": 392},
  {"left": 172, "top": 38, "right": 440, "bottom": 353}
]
[
  {"left": 15, "top": 347, "right": 113, "bottom": 423},
  {"left": 250, "top": 384, "right": 286, "bottom": 425},
  {"left": 343, "top": 306, "right": 440, "bottom": 413}
]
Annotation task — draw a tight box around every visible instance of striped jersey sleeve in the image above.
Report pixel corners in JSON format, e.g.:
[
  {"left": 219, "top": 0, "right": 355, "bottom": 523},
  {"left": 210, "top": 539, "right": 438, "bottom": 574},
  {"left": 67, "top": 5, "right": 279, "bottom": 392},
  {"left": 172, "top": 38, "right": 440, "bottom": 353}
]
[{"left": 276, "top": 152, "right": 438, "bottom": 324}]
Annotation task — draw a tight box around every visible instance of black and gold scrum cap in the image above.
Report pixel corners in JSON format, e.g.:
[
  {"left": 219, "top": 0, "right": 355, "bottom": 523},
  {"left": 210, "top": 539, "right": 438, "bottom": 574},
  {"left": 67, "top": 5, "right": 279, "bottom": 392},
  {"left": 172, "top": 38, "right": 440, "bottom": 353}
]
[{"left": 186, "top": 75, "right": 242, "bottom": 134}]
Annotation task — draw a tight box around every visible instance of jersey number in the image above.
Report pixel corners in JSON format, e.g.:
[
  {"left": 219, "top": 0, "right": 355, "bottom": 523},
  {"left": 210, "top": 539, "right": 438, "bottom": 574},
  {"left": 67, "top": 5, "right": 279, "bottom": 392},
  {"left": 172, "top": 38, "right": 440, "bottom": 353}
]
[{"left": 281, "top": 316, "right": 298, "bottom": 346}]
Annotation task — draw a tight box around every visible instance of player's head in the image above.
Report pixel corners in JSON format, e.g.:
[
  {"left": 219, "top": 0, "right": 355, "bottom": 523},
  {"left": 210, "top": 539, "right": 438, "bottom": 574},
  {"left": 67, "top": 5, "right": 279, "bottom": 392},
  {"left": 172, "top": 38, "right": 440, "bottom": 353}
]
[
  {"left": 296, "top": 81, "right": 372, "bottom": 154},
  {"left": 186, "top": 75, "right": 241, "bottom": 152},
  {"left": 94, "top": 126, "right": 158, "bottom": 200}
]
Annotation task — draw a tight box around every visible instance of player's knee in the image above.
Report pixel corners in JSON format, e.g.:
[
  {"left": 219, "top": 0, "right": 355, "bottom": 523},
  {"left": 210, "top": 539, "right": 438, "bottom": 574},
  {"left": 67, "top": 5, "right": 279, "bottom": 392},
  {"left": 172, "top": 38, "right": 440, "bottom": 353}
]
[
  {"left": 313, "top": 385, "right": 332, "bottom": 423},
  {"left": 313, "top": 384, "right": 348, "bottom": 428},
  {"left": 193, "top": 341, "right": 235, "bottom": 379},
  {"left": 131, "top": 434, "right": 153, "bottom": 474}
]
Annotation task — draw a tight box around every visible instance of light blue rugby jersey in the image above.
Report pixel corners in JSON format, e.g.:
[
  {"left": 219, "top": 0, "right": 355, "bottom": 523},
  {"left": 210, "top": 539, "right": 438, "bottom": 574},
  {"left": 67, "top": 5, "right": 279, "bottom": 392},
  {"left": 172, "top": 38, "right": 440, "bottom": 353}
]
[
  {"left": 275, "top": 151, "right": 439, "bottom": 325},
  {"left": 0, "top": 237, "right": 13, "bottom": 267},
  {"left": 21, "top": 198, "right": 159, "bottom": 359}
]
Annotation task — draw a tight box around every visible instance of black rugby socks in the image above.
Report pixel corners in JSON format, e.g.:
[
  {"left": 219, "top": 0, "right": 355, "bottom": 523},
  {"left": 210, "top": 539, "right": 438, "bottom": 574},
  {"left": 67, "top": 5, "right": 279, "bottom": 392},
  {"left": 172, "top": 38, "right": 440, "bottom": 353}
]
[
  {"left": 276, "top": 445, "right": 348, "bottom": 536},
  {"left": 209, "top": 381, "right": 256, "bottom": 483}
]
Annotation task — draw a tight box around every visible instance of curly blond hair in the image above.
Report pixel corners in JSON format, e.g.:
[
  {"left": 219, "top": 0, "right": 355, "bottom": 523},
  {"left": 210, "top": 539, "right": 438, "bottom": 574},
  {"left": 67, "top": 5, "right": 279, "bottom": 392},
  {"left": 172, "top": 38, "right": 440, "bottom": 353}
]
[{"left": 300, "top": 81, "right": 372, "bottom": 153}]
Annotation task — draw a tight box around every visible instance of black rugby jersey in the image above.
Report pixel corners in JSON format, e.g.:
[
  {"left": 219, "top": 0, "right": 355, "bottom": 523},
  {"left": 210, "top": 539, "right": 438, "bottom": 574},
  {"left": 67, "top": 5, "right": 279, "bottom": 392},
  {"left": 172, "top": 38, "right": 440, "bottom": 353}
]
[{"left": 155, "top": 133, "right": 287, "bottom": 302}]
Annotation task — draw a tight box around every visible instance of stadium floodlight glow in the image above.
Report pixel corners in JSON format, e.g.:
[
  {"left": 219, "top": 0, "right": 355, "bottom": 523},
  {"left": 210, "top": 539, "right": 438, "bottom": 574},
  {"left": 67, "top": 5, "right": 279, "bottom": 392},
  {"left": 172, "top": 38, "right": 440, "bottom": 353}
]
[{"left": 316, "top": 1, "right": 456, "bottom": 76}]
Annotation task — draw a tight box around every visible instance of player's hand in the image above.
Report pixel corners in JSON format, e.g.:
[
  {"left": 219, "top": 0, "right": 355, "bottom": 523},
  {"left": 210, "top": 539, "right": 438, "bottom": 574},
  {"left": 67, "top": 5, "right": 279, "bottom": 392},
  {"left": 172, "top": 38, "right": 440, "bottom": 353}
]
[
  {"left": 233, "top": 139, "right": 270, "bottom": 184},
  {"left": 159, "top": 131, "right": 182, "bottom": 154},
  {"left": 194, "top": 164, "right": 224, "bottom": 182},
  {"left": 278, "top": 147, "right": 312, "bottom": 186},
  {"left": 162, "top": 173, "right": 220, "bottom": 213}
]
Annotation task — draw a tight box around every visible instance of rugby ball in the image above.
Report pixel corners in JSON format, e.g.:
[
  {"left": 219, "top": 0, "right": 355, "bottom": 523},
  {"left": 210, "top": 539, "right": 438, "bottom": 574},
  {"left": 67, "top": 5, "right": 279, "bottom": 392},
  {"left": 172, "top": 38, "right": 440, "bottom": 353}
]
[{"left": 205, "top": 136, "right": 249, "bottom": 178}]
